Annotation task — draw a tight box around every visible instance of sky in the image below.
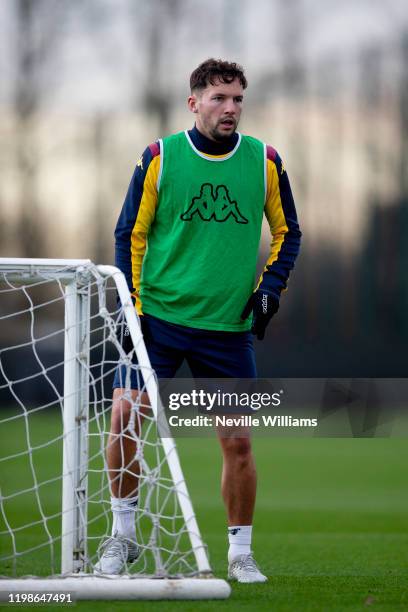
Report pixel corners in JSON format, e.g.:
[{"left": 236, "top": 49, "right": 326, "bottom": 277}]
[
  {"left": 0, "top": 0, "right": 406, "bottom": 261},
  {"left": 0, "top": 0, "right": 407, "bottom": 114}
]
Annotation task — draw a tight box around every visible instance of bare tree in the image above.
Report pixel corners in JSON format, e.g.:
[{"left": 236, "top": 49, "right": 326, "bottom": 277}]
[
  {"left": 139, "top": 0, "right": 184, "bottom": 136},
  {"left": 399, "top": 32, "right": 408, "bottom": 201},
  {"left": 13, "top": 0, "right": 65, "bottom": 257},
  {"left": 91, "top": 112, "right": 112, "bottom": 264}
]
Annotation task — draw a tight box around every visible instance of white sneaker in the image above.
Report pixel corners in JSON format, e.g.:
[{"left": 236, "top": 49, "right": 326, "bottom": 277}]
[
  {"left": 228, "top": 553, "right": 268, "bottom": 583},
  {"left": 94, "top": 533, "right": 140, "bottom": 575}
]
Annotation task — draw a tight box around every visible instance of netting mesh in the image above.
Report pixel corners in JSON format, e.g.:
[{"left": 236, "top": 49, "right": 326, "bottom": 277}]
[{"left": 0, "top": 262, "right": 204, "bottom": 579}]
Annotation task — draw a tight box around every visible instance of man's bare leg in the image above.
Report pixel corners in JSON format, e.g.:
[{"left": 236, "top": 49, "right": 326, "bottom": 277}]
[
  {"left": 107, "top": 388, "right": 149, "bottom": 498},
  {"left": 218, "top": 435, "right": 257, "bottom": 526},
  {"left": 94, "top": 388, "right": 149, "bottom": 574},
  {"left": 217, "top": 433, "right": 266, "bottom": 581}
]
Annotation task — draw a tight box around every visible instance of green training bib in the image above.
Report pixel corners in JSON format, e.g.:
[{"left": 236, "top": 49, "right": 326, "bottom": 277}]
[{"left": 140, "top": 130, "right": 266, "bottom": 331}]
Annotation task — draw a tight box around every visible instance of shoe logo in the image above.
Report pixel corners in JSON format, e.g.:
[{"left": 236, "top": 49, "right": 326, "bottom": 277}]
[
  {"left": 180, "top": 183, "right": 248, "bottom": 224},
  {"left": 228, "top": 528, "right": 241, "bottom": 535}
]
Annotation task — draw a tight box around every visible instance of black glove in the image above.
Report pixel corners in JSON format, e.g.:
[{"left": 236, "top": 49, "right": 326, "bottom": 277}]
[
  {"left": 241, "top": 291, "right": 279, "bottom": 340},
  {"left": 116, "top": 293, "right": 138, "bottom": 354}
]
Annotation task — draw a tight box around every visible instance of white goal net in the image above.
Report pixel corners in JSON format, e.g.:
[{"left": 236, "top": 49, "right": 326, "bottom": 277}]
[{"left": 0, "top": 258, "right": 229, "bottom": 600}]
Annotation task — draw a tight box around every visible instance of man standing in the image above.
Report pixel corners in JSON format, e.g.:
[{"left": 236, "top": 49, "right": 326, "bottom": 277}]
[{"left": 95, "top": 59, "right": 301, "bottom": 582}]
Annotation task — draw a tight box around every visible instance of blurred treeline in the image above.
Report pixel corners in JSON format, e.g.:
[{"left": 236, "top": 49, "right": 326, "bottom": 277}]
[{"left": 0, "top": 0, "right": 407, "bottom": 377}]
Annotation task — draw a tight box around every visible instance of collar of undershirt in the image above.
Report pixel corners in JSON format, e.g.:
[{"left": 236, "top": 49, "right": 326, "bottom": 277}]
[{"left": 188, "top": 125, "right": 239, "bottom": 156}]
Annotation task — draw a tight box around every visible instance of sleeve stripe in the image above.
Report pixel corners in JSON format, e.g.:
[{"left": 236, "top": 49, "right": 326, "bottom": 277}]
[
  {"left": 130, "top": 156, "right": 160, "bottom": 310},
  {"left": 157, "top": 139, "right": 164, "bottom": 192},
  {"left": 263, "top": 143, "right": 267, "bottom": 205},
  {"left": 257, "top": 151, "right": 301, "bottom": 296},
  {"left": 266, "top": 163, "right": 301, "bottom": 288},
  {"left": 114, "top": 142, "right": 159, "bottom": 297},
  {"left": 149, "top": 142, "right": 160, "bottom": 157},
  {"left": 266, "top": 145, "right": 277, "bottom": 162}
]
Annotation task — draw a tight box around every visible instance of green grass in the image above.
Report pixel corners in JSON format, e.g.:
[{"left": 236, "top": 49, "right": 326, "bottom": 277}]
[{"left": 0, "top": 410, "right": 407, "bottom": 611}]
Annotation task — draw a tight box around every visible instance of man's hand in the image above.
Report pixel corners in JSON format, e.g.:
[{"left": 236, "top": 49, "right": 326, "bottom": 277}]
[
  {"left": 241, "top": 291, "right": 279, "bottom": 340},
  {"left": 116, "top": 293, "right": 139, "bottom": 354}
]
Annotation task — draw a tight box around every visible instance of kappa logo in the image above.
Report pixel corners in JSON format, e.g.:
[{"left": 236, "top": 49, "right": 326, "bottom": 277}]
[
  {"left": 262, "top": 294, "right": 268, "bottom": 314},
  {"left": 180, "top": 183, "right": 248, "bottom": 224}
]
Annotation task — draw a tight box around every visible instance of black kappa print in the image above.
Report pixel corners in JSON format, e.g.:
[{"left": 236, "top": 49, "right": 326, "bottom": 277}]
[{"left": 180, "top": 183, "right": 248, "bottom": 224}]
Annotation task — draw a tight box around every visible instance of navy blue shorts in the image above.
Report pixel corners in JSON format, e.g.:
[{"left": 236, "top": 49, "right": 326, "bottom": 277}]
[{"left": 113, "top": 313, "right": 257, "bottom": 388}]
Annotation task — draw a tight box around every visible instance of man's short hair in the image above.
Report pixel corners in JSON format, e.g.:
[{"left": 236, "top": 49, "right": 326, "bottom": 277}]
[{"left": 190, "top": 58, "right": 247, "bottom": 92}]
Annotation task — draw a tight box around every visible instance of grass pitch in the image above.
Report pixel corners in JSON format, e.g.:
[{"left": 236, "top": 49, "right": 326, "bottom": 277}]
[{"left": 0, "top": 410, "right": 407, "bottom": 611}]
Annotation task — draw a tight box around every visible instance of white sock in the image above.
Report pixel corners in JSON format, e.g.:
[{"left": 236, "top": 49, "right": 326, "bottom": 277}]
[
  {"left": 228, "top": 525, "right": 252, "bottom": 563},
  {"left": 111, "top": 496, "right": 138, "bottom": 540}
]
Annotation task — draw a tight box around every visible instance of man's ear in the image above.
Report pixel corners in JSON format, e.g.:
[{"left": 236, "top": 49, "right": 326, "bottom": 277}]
[{"left": 187, "top": 94, "right": 198, "bottom": 113}]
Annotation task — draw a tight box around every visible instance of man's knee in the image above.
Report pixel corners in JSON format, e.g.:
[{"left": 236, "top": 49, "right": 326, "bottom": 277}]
[
  {"left": 111, "top": 389, "right": 148, "bottom": 433},
  {"left": 221, "top": 436, "right": 253, "bottom": 464}
]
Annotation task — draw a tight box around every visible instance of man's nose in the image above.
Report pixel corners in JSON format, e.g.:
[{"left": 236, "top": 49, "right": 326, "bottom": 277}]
[{"left": 223, "top": 98, "right": 237, "bottom": 114}]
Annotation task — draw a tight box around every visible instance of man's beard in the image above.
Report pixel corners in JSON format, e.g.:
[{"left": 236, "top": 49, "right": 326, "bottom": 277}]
[{"left": 210, "top": 123, "right": 237, "bottom": 142}]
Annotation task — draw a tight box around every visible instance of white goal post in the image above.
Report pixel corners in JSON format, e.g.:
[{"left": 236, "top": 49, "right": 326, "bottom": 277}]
[{"left": 0, "top": 258, "right": 230, "bottom": 600}]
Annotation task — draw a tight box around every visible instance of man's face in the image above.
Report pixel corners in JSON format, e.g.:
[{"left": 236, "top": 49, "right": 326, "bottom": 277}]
[{"left": 188, "top": 78, "right": 244, "bottom": 142}]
